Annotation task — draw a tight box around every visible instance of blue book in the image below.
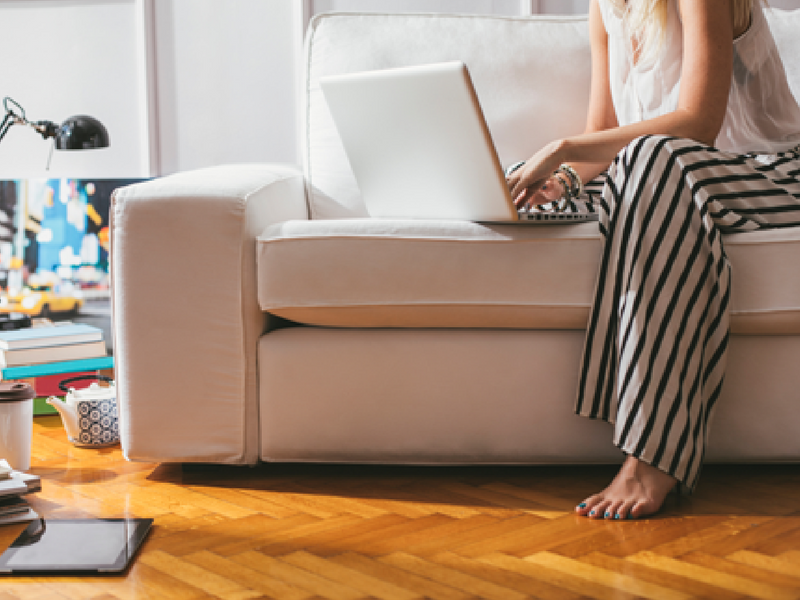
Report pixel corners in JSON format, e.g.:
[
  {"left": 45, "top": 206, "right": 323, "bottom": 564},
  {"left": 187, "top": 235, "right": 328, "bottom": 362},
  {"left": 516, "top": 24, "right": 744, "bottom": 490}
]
[
  {"left": 0, "top": 324, "right": 103, "bottom": 351},
  {"left": 1, "top": 357, "right": 114, "bottom": 380}
]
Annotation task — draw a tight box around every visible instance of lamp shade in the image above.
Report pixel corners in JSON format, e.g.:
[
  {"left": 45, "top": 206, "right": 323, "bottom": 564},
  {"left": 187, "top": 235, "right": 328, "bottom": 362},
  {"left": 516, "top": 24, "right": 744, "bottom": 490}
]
[{"left": 54, "top": 115, "right": 110, "bottom": 150}]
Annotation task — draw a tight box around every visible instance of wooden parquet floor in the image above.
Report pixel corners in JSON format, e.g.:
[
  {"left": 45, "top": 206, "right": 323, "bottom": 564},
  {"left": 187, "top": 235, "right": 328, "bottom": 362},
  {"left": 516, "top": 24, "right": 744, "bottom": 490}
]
[{"left": 1, "top": 417, "right": 800, "bottom": 599}]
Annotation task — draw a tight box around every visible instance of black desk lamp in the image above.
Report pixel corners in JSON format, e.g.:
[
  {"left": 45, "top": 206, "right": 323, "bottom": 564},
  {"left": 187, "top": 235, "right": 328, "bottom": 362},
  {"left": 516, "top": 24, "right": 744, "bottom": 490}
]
[{"left": 0, "top": 97, "right": 109, "bottom": 150}]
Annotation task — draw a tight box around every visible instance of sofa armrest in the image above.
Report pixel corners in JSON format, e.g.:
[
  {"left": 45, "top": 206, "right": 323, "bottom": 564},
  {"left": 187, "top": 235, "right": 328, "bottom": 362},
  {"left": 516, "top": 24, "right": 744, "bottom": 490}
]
[{"left": 111, "top": 163, "right": 307, "bottom": 464}]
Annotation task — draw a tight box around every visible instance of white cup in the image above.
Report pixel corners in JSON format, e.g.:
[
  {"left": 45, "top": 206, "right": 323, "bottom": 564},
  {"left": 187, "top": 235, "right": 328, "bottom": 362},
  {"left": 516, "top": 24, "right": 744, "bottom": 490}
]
[{"left": 0, "top": 383, "right": 35, "bottom": 472}]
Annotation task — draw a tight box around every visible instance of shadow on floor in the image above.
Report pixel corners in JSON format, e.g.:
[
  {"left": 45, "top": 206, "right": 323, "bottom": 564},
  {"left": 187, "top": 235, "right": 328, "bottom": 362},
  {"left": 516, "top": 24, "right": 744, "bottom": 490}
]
[{"left": 145, "top": 462, "right": 800, "bottom": 519}]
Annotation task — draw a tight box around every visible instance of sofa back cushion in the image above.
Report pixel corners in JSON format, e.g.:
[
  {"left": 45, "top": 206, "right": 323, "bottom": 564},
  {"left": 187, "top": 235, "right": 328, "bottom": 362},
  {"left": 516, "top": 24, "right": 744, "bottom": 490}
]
[
  {"left": 303, "top": 13, "right": 592, "bottom": 219},
  {"left": 302, "top": 9, "right": 800, "bottom": 220}
]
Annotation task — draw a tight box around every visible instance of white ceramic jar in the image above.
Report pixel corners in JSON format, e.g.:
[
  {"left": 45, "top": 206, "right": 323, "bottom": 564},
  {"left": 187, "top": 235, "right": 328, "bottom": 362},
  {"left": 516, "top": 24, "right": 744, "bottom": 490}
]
[{"left": 0, "top": 382, "right": 35, "bottom": 471}]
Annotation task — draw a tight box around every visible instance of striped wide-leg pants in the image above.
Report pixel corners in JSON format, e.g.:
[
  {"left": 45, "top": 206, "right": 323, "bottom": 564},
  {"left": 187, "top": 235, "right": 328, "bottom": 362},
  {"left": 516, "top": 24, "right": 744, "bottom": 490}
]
[{"left": 575, "top": 134, "right": 800, "bottom": 491}]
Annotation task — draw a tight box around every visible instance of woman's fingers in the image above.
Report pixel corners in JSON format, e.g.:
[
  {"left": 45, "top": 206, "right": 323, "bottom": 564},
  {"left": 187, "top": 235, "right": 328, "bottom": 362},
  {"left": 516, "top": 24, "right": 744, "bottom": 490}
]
[
  {"left": 507, "top": 174, "right": 529, "bottom": 208},
  {"left": 509, "top": 174, "right": 564, "bottom": 210},
  {"left": 510, "top": 174, "right": 547, "bottom": 206},
  {"left": 507, "top": 142, "right": 565, "bottom": 204},
  {"left": 507, "top": 169, "right": 524, "bottom": 199},
  {"left": 513, "top": 188, "right": 531, "bottom": 209}
]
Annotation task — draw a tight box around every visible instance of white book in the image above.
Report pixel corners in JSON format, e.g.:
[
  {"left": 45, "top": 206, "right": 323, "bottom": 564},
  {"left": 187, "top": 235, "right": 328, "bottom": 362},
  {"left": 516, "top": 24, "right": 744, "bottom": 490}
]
[
  {"left": 0, "top": 507, "right": 39, "bottom": 525},
  {"left": 13, "top": 472, "right": 41, "bottom": 494},
  {"left": 0, "top": 478, "right": 27, "bottom": 497},
  {"left": 0, "top": 460, "right": 41, "bottom": 497},
  {"left": 0, "top": 340, "right": 107, "bottom": 368},
  {"left": 0, "top": 324, "right": 103, "bottom": 351}
]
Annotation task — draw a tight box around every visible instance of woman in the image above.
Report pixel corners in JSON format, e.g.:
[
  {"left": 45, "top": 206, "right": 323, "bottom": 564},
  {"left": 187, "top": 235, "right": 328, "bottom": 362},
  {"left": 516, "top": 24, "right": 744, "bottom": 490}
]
[{"left": 506, "top": 0, "right": 800, "bottom": 520}]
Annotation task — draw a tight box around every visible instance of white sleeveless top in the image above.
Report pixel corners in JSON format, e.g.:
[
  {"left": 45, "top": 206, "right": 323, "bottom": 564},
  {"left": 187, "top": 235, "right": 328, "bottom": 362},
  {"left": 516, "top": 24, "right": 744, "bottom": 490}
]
[{"left": 598, "top": 0, "right": 800, "bottom": 154}]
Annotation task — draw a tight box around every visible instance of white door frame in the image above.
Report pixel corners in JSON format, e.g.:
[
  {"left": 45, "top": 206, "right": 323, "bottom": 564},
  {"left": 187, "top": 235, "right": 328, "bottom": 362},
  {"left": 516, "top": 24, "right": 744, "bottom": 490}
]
[{"left": 134, "top": 0, "right": 159, "bottom": 176}]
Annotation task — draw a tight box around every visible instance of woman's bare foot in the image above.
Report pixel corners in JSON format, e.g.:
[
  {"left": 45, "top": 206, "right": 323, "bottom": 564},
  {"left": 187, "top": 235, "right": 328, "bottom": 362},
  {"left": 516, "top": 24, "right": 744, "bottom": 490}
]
[{"left": 575, "top": 456, "right": 678, "bottom": 520}]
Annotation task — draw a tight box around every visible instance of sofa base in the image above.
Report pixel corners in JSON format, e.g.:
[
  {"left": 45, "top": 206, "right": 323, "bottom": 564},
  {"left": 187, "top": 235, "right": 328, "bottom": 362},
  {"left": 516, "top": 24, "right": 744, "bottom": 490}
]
[{"left": 259, "top": 327, "right": 800, "bottom": 464}]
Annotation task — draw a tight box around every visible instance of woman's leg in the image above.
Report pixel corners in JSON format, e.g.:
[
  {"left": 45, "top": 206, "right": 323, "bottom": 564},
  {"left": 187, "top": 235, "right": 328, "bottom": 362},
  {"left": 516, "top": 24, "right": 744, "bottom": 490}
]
[{"left": 574, "top": 135, "right": 800, "bottom": 519}]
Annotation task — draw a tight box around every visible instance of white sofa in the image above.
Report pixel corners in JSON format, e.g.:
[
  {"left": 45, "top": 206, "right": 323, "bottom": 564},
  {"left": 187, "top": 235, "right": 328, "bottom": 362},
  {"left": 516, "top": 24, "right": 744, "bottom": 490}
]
[{"left": 111, "top": 9, "right": 800, "bottom": 467}]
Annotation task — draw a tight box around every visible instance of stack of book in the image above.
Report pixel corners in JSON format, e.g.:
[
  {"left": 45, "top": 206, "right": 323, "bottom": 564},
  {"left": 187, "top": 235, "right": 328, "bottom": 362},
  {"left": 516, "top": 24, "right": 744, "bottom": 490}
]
[
  {"left": 0, "top": 460, "right": 40, "bottom": 526},
  {"left": 0, "top": 323, "right": 113, "bottom": 416},
  {"left": 0, "top": 323, "right": 106, "bottom": 369}
]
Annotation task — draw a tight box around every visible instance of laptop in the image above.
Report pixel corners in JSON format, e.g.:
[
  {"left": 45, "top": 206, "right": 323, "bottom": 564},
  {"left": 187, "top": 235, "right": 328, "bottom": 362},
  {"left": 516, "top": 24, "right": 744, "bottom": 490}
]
[{"left": 320, "top": 61, "right": 598, "bottom": 224}]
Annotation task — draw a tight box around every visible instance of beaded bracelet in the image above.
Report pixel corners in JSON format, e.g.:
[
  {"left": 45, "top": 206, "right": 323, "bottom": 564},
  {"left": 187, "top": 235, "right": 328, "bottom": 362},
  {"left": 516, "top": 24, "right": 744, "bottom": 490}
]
[
  {"left": 557, "top": 163, "right": 583, "bottom": 199},
  {"left": 552, "top": 172, "right": 572, "bottom": 212}
]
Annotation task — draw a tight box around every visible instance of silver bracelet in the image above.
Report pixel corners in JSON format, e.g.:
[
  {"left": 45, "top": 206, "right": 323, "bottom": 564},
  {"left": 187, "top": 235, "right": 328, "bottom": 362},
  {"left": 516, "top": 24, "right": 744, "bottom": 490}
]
[
  {"left": 556, "top": 163, "right": 583, "bottom": 199},
  {"left": 552, "top": 172, "right": 572, "bottom": 213}
]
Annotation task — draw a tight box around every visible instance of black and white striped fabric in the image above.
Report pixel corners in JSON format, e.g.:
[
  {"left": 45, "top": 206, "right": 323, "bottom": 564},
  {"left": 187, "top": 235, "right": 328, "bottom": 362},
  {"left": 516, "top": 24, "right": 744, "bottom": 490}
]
[{"left": 575, "top": 134, "right": 800, "bottom": 491}]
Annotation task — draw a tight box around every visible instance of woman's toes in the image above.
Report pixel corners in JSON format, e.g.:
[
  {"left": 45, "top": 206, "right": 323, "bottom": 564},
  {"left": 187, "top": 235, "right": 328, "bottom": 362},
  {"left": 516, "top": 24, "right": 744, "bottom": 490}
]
[
  {"left": 576, "top": 495, "right": 602, "bottom": 515},
  {"left": 617, "top": 500, "right": 637, "bottom": 520},
  {"left": 590, "top": 501, "right": 612, "bottom": 519},
  {"left": 629, "top": 498, "right": 659, "bottom": 520},
  {"left": 606, "top": 501, "right": 625, "bottom": 520},
  {"left": 628, "top": 502, "right": 645, "bottom": 519}
]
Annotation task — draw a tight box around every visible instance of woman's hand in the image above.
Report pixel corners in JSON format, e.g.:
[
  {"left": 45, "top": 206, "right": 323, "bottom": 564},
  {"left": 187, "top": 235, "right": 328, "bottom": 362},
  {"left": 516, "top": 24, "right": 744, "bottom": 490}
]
[
  {"left": 516, "top": 175, "right": 567, "bottom": 211},
  {"left": 506, "top": 141, "right": 565, "bottom": 209}
]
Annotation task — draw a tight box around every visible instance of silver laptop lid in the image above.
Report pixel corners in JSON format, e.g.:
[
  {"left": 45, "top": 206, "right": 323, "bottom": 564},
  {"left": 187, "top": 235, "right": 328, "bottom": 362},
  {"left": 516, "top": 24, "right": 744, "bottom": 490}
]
[{"left": 320, "top": 61, "right": 519, "bottom": 222}]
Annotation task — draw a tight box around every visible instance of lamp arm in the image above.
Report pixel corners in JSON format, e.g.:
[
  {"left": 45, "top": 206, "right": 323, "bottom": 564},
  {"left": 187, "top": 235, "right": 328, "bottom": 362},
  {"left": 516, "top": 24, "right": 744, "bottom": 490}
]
[
  {"left": 0, "top": 110, "right": 21, "bottom": 145},
  {"left": 31, "top": 120, "right": 59, "bottom": 140},
  {"left": 1, "top": 97, "right": 27, "bottom": 146},
  {"left": 0, "top": 97, "right": 58, "bottom": 145},
  {"left": 0, "top": 112, "right": 11, "bottom": 145}
]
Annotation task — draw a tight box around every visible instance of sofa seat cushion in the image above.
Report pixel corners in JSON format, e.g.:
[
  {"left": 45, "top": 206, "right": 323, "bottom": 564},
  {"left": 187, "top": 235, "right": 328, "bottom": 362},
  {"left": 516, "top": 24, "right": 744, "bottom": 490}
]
[
  {"left": 257, "top": 218, "right": 800, "bottom": 333},
  {"left": 258, "top": 219, "right": 601, "bottom": 329}
]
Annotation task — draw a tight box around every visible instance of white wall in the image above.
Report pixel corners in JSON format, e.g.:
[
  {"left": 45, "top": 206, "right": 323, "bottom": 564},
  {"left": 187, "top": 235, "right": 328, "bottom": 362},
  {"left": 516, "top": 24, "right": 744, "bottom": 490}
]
[
  {"left": 0, "top": 0, "right": 797, "bottom": 179},
  {"left": 311, "top": 0, "right": 520, "bottom": 14},
  {"left": 154, "top": 0, "right": 297, "bottom": 175}
]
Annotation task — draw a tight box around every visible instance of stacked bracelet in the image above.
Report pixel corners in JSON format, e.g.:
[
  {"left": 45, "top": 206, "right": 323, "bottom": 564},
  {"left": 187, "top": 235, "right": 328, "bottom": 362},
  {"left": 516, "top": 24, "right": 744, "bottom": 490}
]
[
  {"left": 557, "top": 163, "right": 582, "bottom": 198},
  {"left": 552, "top": 163, "right": 583, "bottom": 212},
  {"left": 551, "top": 173, "right": 571, "bottom": 212}
]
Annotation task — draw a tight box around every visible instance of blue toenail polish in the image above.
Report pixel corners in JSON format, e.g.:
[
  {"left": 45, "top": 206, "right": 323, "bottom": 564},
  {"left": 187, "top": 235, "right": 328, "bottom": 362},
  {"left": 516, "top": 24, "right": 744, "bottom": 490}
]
[
  {"left": 604, "top": 511, "right": 610, "bottom": 518},
  {"left": 627, "top": 514, "right": 635, "bottom": 519},
  {"left": 614, "top": 514, "right": 621, "bottom": 519},
  {"left": 589, "top": 510, "right": 596, "bottom": 516},
  {"left": 578, "top": 503, "right": 586, "bottom": 509}
]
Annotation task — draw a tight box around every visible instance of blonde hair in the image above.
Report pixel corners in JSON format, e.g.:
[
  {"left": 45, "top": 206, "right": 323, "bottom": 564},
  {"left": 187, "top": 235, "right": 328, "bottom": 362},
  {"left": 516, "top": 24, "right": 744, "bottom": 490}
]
[{"left": 608, "top": 0, "right": 755, "bottom": 66}]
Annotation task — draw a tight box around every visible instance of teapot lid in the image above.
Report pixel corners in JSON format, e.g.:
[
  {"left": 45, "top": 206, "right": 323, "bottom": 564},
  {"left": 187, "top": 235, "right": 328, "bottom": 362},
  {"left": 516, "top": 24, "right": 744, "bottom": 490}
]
[
  {"left": 0, "top": 382, "right": 36, "bottom": 402},
  {"left": 68, "top": 382, "right": 115, "bottom": 400},
  {"left": 59, "top": 374, "right": 114, "bottom": 398}
]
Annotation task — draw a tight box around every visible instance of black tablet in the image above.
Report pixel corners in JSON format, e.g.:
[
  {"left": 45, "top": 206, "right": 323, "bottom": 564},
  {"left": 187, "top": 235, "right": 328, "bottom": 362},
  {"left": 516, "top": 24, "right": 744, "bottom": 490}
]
[{"left": 0, "top": 518, "right": 153, "bottom": 574}]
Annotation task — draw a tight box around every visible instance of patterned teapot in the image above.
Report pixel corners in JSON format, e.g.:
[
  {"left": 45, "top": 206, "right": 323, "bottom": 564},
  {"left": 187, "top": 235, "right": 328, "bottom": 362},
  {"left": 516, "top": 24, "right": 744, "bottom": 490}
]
[{"left": 47, "top": 375, "right": 119, "bottom": 447}]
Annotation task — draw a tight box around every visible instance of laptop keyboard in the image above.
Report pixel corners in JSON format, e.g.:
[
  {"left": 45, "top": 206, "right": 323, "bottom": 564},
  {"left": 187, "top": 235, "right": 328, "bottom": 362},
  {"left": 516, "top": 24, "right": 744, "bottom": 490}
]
[{"left": 518, "top": 211, "right": 599, "bottom": 222}]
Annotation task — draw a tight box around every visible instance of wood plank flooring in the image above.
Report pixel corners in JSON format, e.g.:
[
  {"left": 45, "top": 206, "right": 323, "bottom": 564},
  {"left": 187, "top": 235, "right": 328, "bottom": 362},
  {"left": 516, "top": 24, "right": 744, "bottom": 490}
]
[{"left": 1, "top": 415, "right": 800, "bottom": 598}]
